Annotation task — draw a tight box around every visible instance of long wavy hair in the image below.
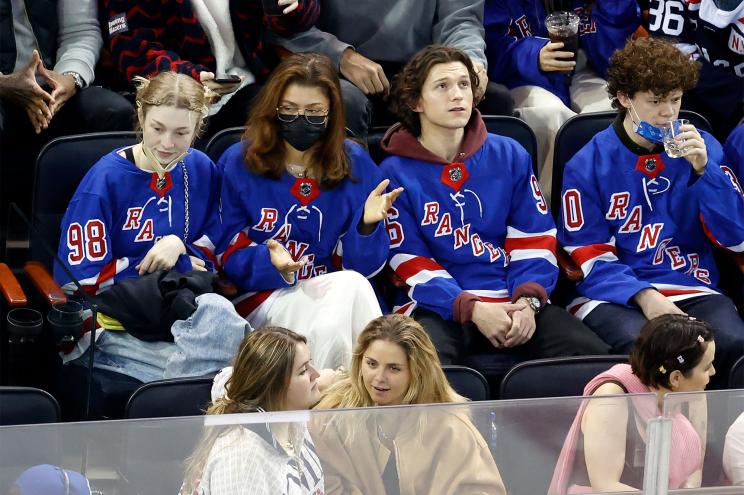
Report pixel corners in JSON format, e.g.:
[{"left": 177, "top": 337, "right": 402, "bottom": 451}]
[
  {"left": 242, "top": 53, "right": 350, "bottom": 189},
  {"left": 317, "top": 315, "right": 465, "bottom": 409},
  {"left": 181, "top": 327, "right": 307, "bottom": 493}
]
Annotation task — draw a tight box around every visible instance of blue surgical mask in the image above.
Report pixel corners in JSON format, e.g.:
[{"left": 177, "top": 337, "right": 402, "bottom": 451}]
[{"left": 628, "top": 101, "right": 664, "bottom": 144}]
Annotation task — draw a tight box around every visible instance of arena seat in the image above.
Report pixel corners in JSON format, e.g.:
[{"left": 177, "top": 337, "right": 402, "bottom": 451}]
[
  {"left": 0, "top": 386, "right": 60, "bottom": 425},
  {"left": 442, "top": 365, "right": 490, "bottom": 401},
  {"left": 125, "top": 375, "right": 213, "bottom": 419},
  {"left": 483, "top": 115, "right": 539, "bottom": 175},
  {"left": 496, "top": 354, "right": 628, "bottom": 494},
  {"left": 0, "top": 387, "right": 63, "bottom": 491},
  {"left": 203, "top": 126, "right": 245, "bottom": 163},
  {"left": 0, "top": 133, "right": 145, "bottom": 420},
  {"left": 31, "top": 132, "right": 139, "bottom": 270},
  {"left": 500, "top": 355, "right": 629, "bottom": 400}
]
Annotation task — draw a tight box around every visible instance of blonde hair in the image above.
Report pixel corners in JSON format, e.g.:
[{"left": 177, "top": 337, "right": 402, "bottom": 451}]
[
  {"left": 133, "top": 72, "right": 218, "bottom": 140},
  {"left": 316, "top": 315, "right": 465, "bottom": 409},
  {"left": 181, "top": 327, "right": 307, "bottom": 493}
]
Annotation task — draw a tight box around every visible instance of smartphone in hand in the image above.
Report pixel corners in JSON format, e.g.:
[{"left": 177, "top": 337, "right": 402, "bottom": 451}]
[{"left": 213, "top": 75, "right": 241, "bottom": 84}]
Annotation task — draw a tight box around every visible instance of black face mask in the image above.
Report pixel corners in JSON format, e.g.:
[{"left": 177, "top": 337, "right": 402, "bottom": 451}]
[{"left": 278, "top": 118, "right": 327, "bottom": 151}]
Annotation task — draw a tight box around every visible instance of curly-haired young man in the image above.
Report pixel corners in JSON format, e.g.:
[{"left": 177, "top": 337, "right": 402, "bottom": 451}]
[{"left": 558, "top": 37, "right": 744, "bottom": 387}]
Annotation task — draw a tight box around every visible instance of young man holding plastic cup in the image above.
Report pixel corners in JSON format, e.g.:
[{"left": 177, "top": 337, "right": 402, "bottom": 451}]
[{"left": 557, "top": 37, "right": 744, "bottom": 388}]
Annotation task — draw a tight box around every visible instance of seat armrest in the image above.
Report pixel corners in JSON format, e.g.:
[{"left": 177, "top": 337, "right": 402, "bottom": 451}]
[
  {"left": 0, "top": 263, "right": 27, "bottom": 307},
  {"left": 557, "top": 249, "right": 583, "bottom": 282},
  {"left": 23, "top": 261, "right": 66, "bottom": 305}
]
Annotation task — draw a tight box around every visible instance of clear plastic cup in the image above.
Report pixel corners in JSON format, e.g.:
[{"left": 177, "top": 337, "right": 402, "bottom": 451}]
[
  {"left": 545, "top": 11, "right": 580, "bottom": 61},
  {"left": 661, "top": 119, "right": 689, "bottom": 158}
]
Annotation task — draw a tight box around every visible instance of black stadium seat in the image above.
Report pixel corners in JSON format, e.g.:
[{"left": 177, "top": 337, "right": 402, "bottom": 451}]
[
  {"left": 442, "top": 365, "right": 490, "bottom": 401},
  {"left": 0, "top": 386, "right": 60, "bottom": 426},
  {"left": 500, "top": 355, "right": 629, "bottom": 400},
  {"left": 203, "top": 126, "right": 245, "bottom": 163},
  {"left": 31, "top": 132, "right": 139, "bottom": 269},
  {"left": 483, "top": 115, "right": 539, "bottom": 175},
  {"left": 125, "top": 376, "right": 214, "bottom": 419},
  {"left": 29, "top": 132, "right": 143, "bottom": 420}
]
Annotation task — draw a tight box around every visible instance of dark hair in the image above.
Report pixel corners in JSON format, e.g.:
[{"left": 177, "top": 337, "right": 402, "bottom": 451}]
[
  {"left": 243, "top": 53, "right": 350, "bottom": 189},
  {"left": 606, "top": 37, "right": 699, "bottom": 113},
  {"left": 629, "top": 314, "right": 713, "bottom": 389},
  {"left": 389, "top": 44, "right": 482, "bottom": 136}
]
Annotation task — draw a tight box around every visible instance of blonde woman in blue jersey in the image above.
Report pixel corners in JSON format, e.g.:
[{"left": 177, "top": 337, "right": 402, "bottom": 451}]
[{"left": 55, "top": 72, "right": 248, "bottom": 385}]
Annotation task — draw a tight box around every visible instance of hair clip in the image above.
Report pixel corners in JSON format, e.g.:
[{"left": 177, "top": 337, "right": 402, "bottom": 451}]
[
  {"left": 697, "top": 335, "right": 704, "bottom": 343},
  {"left": 659, "top": 365, "right": 667, "bottom": 374},
  {"left": 676, "top": 355, "right": 685, "bottom": 364}
]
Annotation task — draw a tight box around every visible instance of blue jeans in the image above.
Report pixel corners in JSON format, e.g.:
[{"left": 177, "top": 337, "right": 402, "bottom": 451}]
[
  {"left": 584, "top": 294, "right": 744, "bottom": 388},
  {"left": 74, "top": 293, "right": 249, "bottom": 383}
]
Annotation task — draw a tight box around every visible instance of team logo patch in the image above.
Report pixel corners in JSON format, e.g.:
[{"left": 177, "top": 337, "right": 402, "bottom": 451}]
[
  {"left": 440, "top": 162, "right": 469, "bottom": 192},
  {"left": 149, "top": 172, "right": 173, "bottom": 198},
  {"left": 634, "top": 154, "right": 666, "bottom": 179},
  {"left": 289, "top": 177, "right": 320, "bottom": 206},
  {"left": 108, "top": 13, "right": 129, "bottom": 37}
]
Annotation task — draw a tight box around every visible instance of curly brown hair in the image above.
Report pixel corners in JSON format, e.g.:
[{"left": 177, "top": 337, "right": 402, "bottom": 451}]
[
  {"left": 243, "top": 53, "right": 350, "bottom": 189},
  {"left": 388, "top": 45, "right": 482, "bottom": 136},
  {"left": 607, "top": 37, "right": 700, "bottom": 113}
]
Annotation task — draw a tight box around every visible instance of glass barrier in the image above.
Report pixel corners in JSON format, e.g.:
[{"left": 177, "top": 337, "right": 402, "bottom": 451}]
[
  {"left": 663, "top": 388, "right": 744, "bottom": 494},
  {"left": 0, "top": 393, "right": 663, "bottom": 495}
]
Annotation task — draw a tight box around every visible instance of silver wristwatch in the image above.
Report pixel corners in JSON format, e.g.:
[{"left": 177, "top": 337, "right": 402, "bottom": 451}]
[
  {"left": 523, "top": 296, "right": 542, "bottom": 314},
  {"left": 62, "top": 71, "right": 85, "bottom": 90}
]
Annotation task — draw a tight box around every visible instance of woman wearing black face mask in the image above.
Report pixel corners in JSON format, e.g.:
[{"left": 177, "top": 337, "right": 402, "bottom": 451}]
[{"left": 216, "top": 53, "right": 403, "bottom": 370}]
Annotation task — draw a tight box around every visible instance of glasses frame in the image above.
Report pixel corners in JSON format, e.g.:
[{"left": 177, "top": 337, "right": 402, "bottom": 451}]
[{"left": 276, "top": 106, "right": 329, "bottom": 125}]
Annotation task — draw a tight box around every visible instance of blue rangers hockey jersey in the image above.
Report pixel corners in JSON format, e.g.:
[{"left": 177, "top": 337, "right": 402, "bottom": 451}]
[
  {"left": 217, "top": 140, "right": 389, "bottom": 317},
  {"left": 55, "top": 148, "right": 222, "bottom": 294},
  {"left": 558, "top": 117, "right": 744, "bottom": 319},
  {"left": 485, "top": 0, "right": 640, "bottom": 106},
  {"left": 724, "top": 124, "right": 744, "bottom": 180},
  {"left": 379, "top": 112, "right": 556, "bottom": 320}
]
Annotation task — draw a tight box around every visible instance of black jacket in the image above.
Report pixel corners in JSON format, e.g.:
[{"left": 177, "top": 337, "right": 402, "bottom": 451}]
[
  {"left": 91, "top": 270, "right": 217, "bottom": 342},
  {"left": 0, "top": 0, "right": 58, "bottom": 74}
]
